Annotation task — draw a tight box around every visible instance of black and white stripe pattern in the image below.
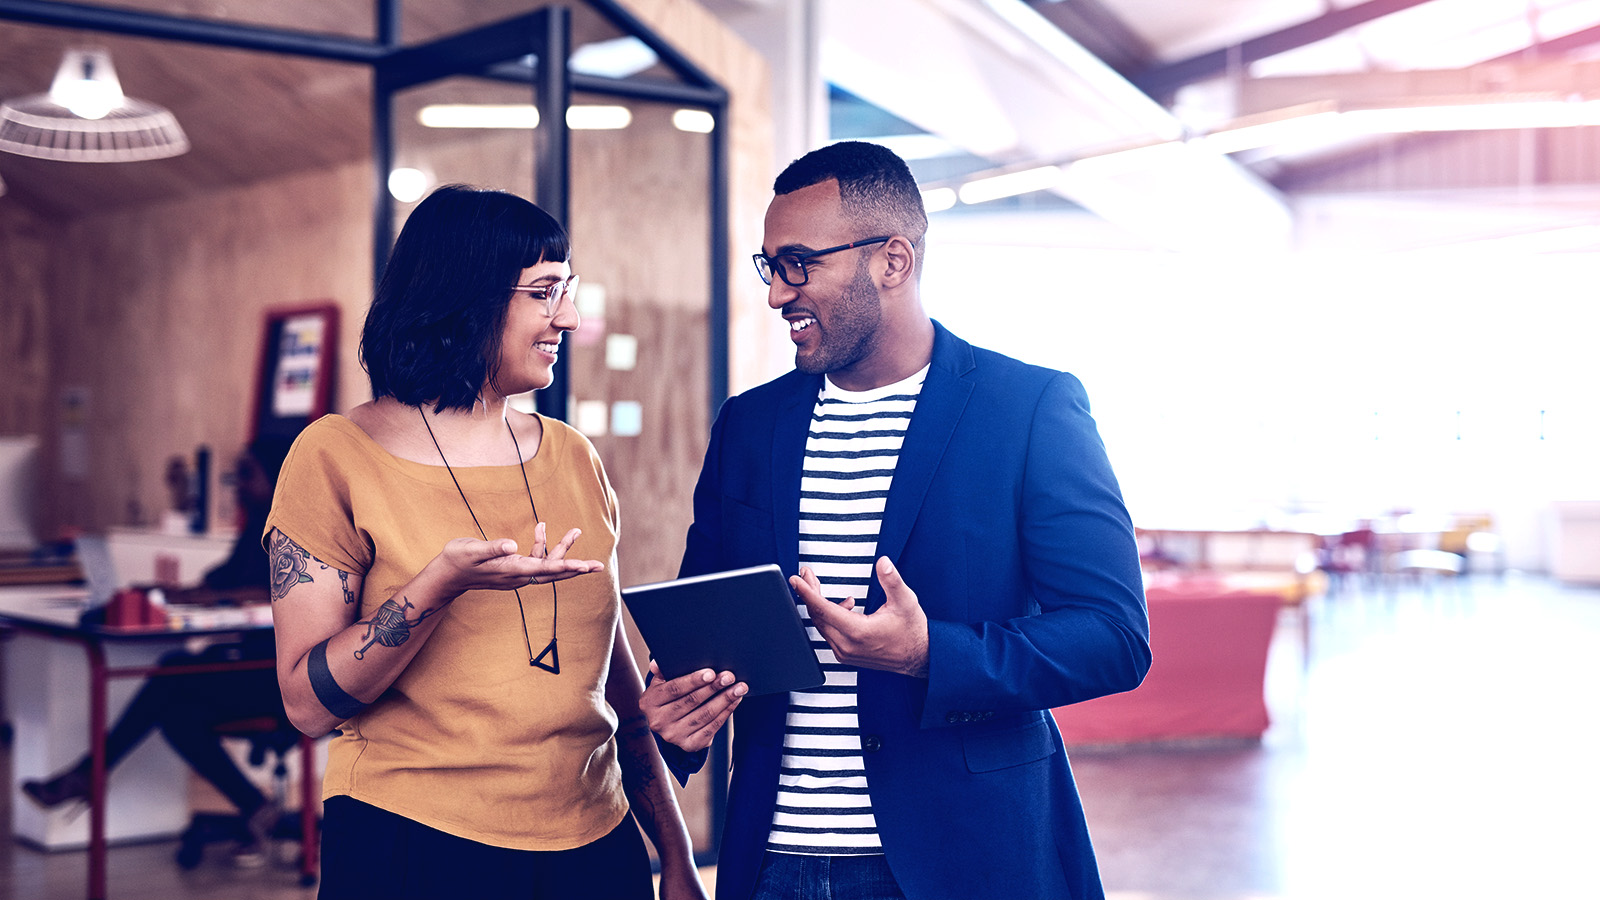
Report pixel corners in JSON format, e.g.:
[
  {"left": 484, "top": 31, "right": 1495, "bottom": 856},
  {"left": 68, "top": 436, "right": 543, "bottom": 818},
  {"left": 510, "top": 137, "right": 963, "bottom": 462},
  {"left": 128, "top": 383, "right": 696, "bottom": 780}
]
[{"left": 767, "top": 367, "right": 926, "bottom": 856}]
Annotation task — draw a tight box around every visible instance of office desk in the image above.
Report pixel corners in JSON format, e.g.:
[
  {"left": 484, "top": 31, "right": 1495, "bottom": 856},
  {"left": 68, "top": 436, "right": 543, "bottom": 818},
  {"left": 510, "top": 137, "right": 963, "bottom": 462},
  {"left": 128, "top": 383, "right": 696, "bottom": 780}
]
[{"left": 0, "top": 586, "right": 317, "bottom": 899}]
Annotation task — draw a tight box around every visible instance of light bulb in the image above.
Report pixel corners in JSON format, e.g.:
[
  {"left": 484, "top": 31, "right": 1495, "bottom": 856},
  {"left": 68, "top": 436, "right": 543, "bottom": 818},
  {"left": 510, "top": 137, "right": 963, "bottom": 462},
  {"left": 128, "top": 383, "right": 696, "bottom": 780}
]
[
  {"left": 50, "top": 49, "right": 125, "bottom": 120},
  {"left": 388, "top": 168, "right": 430, "bottom": 203}
]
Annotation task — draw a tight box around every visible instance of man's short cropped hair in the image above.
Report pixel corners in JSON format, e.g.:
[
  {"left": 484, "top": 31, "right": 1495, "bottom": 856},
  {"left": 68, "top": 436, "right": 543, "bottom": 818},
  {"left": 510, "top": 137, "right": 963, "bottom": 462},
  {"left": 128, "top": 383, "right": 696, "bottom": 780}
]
[
  {"left": 360, "top": 184, "right": 570, "bottom": 412},
  {"left": 774, "top": 141, "right": 928, "bottom": 255}
]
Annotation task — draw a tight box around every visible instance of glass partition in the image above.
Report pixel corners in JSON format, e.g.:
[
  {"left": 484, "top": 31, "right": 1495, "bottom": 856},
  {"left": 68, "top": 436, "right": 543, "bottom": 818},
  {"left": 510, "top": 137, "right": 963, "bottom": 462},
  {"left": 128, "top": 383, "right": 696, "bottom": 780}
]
[{"left": 380, "top": 8, "right": 722, "bottom": 858}]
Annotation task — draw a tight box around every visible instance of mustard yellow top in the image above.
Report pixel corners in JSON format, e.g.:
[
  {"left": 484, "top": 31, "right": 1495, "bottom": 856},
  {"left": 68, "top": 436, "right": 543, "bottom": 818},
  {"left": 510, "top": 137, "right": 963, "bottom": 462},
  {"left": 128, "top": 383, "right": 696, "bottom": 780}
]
[{"left": 265, "top": 414, "right": 628, "bottom": 851}]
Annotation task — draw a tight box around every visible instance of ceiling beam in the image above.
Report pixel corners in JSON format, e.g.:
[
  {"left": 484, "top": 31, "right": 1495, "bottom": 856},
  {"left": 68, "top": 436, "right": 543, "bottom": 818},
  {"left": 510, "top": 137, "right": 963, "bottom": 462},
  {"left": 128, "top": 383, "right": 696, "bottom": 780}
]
[
  {"left": 1130, "top": 0, "right": 1437, "bottom": 101},
  {"left": 1492, "top": 22, "right": 1600, "bottom": 62},
  {"left": 1025, "top": 0, "right": 1153, "bottom": 77},
  {"left": 0, "top": 0, "right": 385, "bottom": 61}
]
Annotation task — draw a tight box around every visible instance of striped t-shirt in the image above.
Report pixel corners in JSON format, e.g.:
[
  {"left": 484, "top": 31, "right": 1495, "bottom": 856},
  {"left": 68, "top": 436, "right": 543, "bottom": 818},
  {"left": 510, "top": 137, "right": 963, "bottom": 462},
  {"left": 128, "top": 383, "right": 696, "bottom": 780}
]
[{"left": 767, "top": 365, "right": 928, "bottom": 856}]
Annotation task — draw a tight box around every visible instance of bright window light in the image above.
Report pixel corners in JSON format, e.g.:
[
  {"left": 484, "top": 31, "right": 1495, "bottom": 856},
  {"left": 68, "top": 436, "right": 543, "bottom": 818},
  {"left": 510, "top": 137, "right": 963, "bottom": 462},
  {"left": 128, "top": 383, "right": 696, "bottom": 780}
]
[
  {"left": 672, "top": 109, "right": 715, "bottom": 133},
  {"left": 957, "top": 165, "right": 1063, "bottom": 205},
  {"left": 850, "top": 134, "right": 965, "bottom": 161},
  {"left": 921, "top": 187, "right": 958, "bottom": 213},
  {"left": 1192, "top": 110, "right": 1347, "bottom": 155},
  {"left": 566, "top": 105, "right": 632, "bottom": 130},
  {"left": 418, "top": 104, "right": 539, "bottom": 129}
]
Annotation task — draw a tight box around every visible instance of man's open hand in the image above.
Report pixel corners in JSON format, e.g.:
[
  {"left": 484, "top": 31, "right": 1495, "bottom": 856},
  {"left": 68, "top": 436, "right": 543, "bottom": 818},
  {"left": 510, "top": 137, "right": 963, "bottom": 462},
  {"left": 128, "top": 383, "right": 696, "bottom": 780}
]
[{"left": 792, "top": 557, "right": 929, "bottom": 678}]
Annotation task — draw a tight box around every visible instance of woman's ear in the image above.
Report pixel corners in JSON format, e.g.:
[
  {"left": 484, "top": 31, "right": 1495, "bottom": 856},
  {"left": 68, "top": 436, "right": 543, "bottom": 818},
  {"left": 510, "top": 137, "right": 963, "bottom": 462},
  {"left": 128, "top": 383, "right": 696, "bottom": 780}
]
[{"left": 879, "top": 236, "right": 916, "bottom": 289}]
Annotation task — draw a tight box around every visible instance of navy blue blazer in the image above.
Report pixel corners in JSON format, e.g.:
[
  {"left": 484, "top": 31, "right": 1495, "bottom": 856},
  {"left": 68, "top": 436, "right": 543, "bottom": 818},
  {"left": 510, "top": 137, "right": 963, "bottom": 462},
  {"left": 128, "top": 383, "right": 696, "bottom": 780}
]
[{"left": 674, "top": 322, "right": 1150, "bottom": 900}]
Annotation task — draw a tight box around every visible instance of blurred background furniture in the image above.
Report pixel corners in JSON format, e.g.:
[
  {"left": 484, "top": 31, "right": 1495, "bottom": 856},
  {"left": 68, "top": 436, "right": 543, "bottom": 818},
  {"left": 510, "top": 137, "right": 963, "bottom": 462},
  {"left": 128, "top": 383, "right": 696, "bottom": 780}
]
[
  {"left": 176, "top": 717, "right": 318, "bottom": 884},
  {"left": 1315, "top": 524, "right": 1378, "bottom": 593},
  {"left": 1550, "top": 502, "right": 1600, "bottom": 586},
  {"left": 1052, "top": 573, "right": 1289, "bottom": 746}
]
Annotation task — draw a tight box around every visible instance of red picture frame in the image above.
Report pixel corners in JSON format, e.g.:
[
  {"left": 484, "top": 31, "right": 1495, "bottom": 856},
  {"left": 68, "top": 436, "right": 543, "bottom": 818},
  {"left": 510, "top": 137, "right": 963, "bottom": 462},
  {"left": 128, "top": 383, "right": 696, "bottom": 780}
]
[{"left": 252, "top": 303, "right": 339, "bottom": 441}]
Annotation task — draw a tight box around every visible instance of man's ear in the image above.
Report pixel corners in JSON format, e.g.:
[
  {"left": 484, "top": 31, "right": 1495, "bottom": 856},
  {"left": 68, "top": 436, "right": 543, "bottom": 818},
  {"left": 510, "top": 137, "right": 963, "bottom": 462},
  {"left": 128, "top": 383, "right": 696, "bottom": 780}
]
[{"left": 879, "top": 236, "right": 916, "bottom": 289}]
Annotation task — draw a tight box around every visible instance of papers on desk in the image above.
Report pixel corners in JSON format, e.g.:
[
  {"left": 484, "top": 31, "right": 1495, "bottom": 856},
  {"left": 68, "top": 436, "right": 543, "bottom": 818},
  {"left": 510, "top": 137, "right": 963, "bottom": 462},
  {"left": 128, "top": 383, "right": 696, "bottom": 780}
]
[{"left": 161, "top": 603, "right": 273, "bottom": 630}]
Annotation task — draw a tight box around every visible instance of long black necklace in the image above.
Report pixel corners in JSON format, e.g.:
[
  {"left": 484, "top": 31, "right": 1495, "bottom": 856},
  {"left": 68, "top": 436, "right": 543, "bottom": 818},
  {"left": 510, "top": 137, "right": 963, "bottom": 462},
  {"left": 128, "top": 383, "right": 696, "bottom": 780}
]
[{"left": 419, "top": 408, "right": 559, "bottom": 674}]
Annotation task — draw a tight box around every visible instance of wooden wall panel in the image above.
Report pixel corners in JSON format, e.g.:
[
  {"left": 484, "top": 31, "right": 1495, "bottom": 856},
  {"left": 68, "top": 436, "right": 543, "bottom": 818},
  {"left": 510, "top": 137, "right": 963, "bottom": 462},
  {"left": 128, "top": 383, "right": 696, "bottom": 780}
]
[
  {"left": 43, "top": 162, "right": 372, "bottom": 537},
  {"left": 0, "top": 204, "right": 54, "bottom": 437},
  {"left": 0, "top": 203, "right": 56, "bottom": 538},
  {"left": 618, "top": 0, "right": 790, "bottom": 394},
  {"left": 568, "top": 107, "right": 711, "bottom": 590}
]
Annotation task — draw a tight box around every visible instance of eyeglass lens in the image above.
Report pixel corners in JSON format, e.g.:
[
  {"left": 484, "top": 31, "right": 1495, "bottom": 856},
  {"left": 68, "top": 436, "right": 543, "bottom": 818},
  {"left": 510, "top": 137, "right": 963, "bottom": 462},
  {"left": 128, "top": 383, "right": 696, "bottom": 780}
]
[
  {"left": 753, "top": 254, "right": 804, "bottom": 287},
  {"left": 515, "top": 276, "right": 577, "bottom": 315}
]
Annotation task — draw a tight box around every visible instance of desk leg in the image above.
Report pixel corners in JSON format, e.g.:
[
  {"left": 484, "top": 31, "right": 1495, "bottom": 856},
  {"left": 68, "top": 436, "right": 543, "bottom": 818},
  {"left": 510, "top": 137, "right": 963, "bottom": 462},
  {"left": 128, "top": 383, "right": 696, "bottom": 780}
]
[{"left": 84, "top": 641, "right": 108, "bottom": 900}]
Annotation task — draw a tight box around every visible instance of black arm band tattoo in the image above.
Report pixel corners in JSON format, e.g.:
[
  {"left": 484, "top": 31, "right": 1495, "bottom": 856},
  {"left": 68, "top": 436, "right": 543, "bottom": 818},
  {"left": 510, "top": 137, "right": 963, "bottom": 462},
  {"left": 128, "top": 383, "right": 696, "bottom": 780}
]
[{"left": 309, "top": 639, "right": 368, "bottom": 720}]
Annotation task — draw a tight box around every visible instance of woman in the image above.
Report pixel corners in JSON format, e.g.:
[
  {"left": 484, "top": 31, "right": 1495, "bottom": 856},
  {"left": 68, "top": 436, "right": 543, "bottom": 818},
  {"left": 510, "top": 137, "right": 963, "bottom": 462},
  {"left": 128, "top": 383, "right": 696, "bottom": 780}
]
[{"left": 265, "top": 185, "right": 703, "bottom": 899}]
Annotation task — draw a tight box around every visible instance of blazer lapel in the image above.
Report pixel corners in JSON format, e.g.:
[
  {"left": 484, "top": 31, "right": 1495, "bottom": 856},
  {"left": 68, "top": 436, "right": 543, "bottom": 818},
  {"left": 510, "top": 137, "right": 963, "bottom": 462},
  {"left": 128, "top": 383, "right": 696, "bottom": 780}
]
[
  {"left": 771, "top": 376, "right": 819, "bottom": 579},
  {"left": 867, "top": 325, "right": 975, "bottom": 611}
]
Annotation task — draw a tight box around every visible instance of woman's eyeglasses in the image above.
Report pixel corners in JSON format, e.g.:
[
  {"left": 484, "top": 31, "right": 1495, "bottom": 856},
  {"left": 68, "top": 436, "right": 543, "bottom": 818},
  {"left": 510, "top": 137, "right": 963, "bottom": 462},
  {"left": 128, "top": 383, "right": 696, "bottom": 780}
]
[{"left": 510, "top": 275, "right": 580, "bottom": 317}]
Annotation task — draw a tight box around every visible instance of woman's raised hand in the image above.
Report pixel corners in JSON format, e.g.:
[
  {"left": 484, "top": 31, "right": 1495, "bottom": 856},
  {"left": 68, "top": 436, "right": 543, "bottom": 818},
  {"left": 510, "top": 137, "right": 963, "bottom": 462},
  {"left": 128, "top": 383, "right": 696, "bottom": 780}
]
[{"left": 429, "top": 522, "right": 604, "bottom": 595}]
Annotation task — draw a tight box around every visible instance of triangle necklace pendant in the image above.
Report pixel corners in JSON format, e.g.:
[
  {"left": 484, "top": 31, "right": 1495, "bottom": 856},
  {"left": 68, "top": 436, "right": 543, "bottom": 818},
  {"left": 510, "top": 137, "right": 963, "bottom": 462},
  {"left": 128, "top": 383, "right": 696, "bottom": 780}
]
[{"left": 531, "top": 638, "right": 560, "bottom": 674}]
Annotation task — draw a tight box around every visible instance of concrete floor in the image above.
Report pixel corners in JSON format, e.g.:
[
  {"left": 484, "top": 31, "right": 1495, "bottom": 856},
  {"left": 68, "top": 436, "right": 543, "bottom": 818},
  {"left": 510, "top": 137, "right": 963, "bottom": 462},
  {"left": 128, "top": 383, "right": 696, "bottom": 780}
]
[{"left": 2, "top": 572, "right": 1596, "bottom": 899}]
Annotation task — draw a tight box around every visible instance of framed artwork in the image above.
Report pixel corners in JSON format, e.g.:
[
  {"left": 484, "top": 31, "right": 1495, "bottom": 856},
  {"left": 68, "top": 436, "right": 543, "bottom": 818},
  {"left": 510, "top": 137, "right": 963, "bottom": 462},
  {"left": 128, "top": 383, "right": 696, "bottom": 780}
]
[{"left": 252, "top": 303, "right": 338, "bottom": 440}]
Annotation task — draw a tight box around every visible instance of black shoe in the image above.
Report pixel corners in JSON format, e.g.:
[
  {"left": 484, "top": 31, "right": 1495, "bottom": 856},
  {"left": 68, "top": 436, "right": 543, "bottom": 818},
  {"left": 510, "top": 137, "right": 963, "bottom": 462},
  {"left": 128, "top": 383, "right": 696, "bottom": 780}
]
[{"left": 21, "top": 765, "right": 91, "bottom": 810}]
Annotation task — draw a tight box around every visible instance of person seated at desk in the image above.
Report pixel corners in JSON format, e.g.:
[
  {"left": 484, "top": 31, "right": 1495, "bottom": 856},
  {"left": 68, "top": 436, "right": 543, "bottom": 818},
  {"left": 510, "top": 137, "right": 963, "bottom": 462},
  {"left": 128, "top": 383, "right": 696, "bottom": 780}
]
[{"left": 21, "top": 436, "right": 294, "bottom": 866}]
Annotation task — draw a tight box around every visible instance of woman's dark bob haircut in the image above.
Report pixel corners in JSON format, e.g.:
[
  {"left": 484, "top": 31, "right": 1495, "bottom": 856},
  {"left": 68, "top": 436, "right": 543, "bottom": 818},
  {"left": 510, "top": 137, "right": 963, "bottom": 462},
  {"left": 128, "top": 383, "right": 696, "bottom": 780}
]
[{"left": 361, "top": 184, "right": 570, "bottom": 412}]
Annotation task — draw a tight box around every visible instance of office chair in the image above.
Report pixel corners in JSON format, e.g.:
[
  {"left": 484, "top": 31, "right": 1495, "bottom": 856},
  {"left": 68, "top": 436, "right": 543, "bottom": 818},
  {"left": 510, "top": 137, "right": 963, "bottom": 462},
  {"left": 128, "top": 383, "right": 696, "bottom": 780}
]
[{"left": 174, "top": 715, "right": 319, "bottom": 886}]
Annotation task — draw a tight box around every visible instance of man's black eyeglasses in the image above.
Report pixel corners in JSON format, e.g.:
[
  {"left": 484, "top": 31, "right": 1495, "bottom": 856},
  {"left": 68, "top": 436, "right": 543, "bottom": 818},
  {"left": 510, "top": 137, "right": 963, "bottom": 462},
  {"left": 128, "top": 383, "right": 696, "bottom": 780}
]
[{"left": 752, "top": 236, "right": 891, "bottom": 287}]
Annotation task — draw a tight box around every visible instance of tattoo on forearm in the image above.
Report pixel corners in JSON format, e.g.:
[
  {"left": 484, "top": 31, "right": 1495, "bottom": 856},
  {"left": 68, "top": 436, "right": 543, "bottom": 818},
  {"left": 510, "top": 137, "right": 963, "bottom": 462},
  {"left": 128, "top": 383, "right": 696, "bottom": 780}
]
[
  {"left": 616, "top": 716, "right": 665, "bottom": 842},
  {"left": 308, "top": 639, "right": 367, "bottom": 720},
  {"left": 268, "top": 531, "right": 315, "bottom": 602},
  {"left": 353, "top": 596, "right": 439, "bottom": 660}
]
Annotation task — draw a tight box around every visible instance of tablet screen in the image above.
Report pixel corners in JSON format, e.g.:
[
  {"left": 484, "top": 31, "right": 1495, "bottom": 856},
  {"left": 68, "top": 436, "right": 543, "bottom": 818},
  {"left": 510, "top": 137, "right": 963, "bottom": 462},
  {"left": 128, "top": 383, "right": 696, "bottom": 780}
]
[{"left": 623, "top": 564, "right": 825, "bottom": 696}]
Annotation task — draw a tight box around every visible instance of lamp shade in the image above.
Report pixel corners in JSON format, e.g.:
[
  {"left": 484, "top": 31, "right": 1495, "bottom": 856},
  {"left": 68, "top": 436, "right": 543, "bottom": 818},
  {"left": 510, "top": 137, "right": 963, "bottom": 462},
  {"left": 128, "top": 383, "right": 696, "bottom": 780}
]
[{"left": 0, "top": 48, "right": 189, "bottom": 163}]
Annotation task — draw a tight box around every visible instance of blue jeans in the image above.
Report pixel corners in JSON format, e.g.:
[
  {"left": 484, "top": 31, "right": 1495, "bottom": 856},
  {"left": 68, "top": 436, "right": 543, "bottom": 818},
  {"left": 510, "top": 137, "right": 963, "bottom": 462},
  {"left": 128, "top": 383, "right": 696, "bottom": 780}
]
[{"left": 750, "top": 852, "right": 907, "bottom": 900}]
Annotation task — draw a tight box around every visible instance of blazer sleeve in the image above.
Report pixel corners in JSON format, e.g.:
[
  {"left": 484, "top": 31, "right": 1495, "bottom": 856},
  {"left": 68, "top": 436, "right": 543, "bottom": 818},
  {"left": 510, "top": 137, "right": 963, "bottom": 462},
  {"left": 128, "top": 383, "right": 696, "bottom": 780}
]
[{"left": 920, "top": 371, "right": 1150, "bottom": 728}]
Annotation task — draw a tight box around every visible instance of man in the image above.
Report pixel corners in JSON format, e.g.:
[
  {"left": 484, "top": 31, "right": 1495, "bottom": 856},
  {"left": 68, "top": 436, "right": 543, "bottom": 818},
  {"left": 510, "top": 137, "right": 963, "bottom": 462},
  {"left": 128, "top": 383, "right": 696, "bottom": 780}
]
[{"left": 643, "top": 141, "right": 1149, "bottom": 900}]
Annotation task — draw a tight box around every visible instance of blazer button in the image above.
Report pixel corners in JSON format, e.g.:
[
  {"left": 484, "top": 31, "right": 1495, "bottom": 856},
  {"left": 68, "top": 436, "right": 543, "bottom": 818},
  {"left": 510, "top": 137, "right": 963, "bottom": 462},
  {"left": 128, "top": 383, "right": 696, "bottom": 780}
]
[{"left": 862, "top": 735, "right": 882, "bottom": 753}]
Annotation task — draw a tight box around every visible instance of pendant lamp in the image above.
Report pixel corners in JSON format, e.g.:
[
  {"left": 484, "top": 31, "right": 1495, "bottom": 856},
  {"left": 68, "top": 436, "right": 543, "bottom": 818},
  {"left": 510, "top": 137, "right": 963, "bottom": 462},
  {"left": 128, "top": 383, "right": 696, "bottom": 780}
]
[{"left": 0, "top": 48, "right": 189, "bottom": 163}]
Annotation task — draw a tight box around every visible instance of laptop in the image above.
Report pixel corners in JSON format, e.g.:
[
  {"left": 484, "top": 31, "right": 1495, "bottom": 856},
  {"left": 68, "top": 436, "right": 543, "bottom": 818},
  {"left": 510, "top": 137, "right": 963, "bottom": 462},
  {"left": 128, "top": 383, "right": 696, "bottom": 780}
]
[{"left": 73, "top": 534, "right": 124, "bottom": 610}]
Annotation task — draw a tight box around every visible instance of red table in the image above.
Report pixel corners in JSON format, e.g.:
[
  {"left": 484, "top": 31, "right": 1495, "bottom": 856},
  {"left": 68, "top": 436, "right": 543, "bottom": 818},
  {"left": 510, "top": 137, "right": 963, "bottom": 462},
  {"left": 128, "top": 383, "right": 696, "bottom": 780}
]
[{"left": 0, "top": 590, "right": 319, "bottom": 898}]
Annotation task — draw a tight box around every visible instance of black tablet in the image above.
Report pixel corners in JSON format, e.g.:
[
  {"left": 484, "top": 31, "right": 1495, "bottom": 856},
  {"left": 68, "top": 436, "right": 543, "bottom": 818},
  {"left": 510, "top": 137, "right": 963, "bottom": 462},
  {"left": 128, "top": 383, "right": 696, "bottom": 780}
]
[{"left": 622, "top": 564, "right": 825, "bottom": 697}]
